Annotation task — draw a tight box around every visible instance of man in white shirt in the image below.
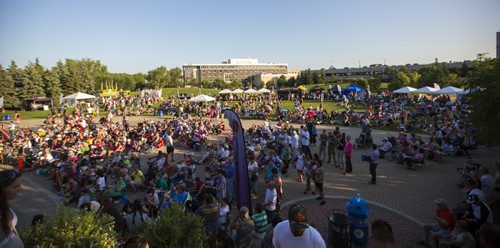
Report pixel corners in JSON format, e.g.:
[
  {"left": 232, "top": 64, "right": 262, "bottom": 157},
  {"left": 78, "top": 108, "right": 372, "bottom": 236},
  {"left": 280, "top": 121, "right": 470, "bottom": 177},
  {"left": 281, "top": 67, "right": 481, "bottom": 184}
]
[
  {"left": 273, "top": 204, "right": 326, "bottom": 248},
  {"left": 264, "top": 181, "right": 278, "bottom": 221},
  {"left": 300, "top": 126, "right": 311, "bottom": 156}
]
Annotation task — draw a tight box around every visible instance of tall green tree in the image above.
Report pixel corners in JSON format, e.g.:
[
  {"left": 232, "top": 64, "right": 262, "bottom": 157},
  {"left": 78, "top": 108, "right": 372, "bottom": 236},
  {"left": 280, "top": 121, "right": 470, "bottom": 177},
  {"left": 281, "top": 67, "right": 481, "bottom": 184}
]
[
  {"left": 19, "top": 61, "right": 45, "bottom": 100},
  {"left": 44, "top": 69, "right": 62, "bottom": 106},
  {"left": 394, "top": 71, "right": 411, "bottom": 86},
  {"left": 169, "top": 67, "right": 182, "bottom": 87},
  {"left": 355, "top": 78, "right": 368, "bottom": 89},
  {"left": 146, "top": 66, "right": 169, "bottom": 89},
  {"left": 368, "top": 77, "right": 381, "bottom": 93},
  {"left": 465, "top": 58, "right": 500, "bottom": 145},
  {"left": 8, "top": 61, "right": 24, "bottom": 103},
  {"left": 277, "top": 75, "right": 287, "bottom": 87},
  {"left": 0, "top": 64, "right": 19, "bottom": 108}
]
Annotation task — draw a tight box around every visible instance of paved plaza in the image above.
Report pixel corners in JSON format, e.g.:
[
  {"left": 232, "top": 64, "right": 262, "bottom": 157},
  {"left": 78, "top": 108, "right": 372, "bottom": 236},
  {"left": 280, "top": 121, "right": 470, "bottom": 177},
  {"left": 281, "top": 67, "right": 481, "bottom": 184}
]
[{"left": 7, "top": 116, "right": 500, "bottom": 247}]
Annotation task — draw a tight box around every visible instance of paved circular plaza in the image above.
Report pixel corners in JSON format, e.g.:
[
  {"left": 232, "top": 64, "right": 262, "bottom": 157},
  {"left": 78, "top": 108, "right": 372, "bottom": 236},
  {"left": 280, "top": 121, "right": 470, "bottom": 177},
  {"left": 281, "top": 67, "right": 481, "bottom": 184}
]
[{"left": 7, "top": 116, "right": 500, "bottom": 247}]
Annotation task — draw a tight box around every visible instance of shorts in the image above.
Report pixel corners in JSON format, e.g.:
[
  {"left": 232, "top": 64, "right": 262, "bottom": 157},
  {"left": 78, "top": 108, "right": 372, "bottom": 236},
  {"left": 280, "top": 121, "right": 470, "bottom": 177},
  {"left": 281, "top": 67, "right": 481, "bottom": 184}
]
[
  {"left": 431, "top": 224, "right": 450, "bottom": 238},
  {"left": 166, "top": 146, "right": 174, "bottom": 154}
]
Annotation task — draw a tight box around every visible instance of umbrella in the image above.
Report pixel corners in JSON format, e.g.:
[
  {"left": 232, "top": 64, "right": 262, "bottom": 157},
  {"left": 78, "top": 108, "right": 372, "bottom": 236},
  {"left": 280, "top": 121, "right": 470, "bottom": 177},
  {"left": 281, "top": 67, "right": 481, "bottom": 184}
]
[
  {"left": 244, "top": 88, "right": 258, "bottom": 94},
  {"left": 258, "top": 88, "right": 271, "bottom": 94},
  {"left": 232, "top": 89, "right": 244, "bottom": 94},
  {"left": 414, "top": 86, "right": 438, "bottom": 94},
  {"left": 189, "top": 94, "right": 216, "bottom": 103},
  {"left": 219, "top": 89, "right": 233, "bottom": 94},
  {"left": 393, "top": 86, "right": 417, "bottom": 94},
  {"left": 433, "top": 86, "right": 465, "bottom": 95}
]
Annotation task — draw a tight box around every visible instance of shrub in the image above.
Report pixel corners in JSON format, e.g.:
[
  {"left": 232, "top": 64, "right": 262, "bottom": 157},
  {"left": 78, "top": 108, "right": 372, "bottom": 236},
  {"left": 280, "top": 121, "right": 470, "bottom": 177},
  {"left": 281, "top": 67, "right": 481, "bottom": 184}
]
[
  {"left": 142, "top": 203, "right": 207, "bottom": 247},
  {"left": 21, "top": 207, "right": 117, "bottom": 247}
]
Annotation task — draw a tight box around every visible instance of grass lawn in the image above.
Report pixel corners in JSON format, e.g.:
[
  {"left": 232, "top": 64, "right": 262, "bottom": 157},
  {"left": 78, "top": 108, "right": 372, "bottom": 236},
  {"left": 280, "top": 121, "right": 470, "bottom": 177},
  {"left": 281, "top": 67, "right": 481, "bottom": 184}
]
[{"left": 1, "top": 110, "right": 52, "bottom": 120}]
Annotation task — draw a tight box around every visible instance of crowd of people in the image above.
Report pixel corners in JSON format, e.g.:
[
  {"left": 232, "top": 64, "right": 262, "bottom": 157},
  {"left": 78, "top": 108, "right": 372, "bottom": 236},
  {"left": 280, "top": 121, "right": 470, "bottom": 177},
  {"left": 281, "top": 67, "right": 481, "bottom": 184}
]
[{"left": 0, "top": 89, "right": 499, "bottom": 248}]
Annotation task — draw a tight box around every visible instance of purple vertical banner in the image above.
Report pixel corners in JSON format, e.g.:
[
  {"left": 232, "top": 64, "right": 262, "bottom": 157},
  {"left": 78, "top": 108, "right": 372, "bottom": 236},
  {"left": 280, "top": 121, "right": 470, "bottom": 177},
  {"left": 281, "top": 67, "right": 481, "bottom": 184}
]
[{"left": 224, "top": 109, "right": 252, "bottom": 213}]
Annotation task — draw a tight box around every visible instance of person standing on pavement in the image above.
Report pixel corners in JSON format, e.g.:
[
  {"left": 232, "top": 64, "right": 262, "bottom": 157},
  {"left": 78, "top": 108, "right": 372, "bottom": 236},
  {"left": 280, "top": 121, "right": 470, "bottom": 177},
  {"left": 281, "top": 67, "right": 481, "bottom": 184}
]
[
  {"left": 343, "top": 135, "right": 353, "bottom": 175},
  {"left": 327, "top": 131, "right": 337, "bottom": 166},
  {"left": 336, "top": 133, "right": 345, "bottom": 170},
  {"left": 264, "top": 181, "right": 278, "bottom": 222},
  {"left": 368, "top": 144, "right": 380, "bottom": 184},
  {"left": 313, "top": 160, "right": 326, "bottom": 205},
  {"left": 318, "top": 129, "right": 328, "bottom": 162},
  {"left": 0, "top": 165, "right": 23, "bottom": 248},
  {"left": 300, "top": 126, "right": 311, "bottom": 157},
  {"left": 164, "top": 132, "right": 174, "bottom": 162}
]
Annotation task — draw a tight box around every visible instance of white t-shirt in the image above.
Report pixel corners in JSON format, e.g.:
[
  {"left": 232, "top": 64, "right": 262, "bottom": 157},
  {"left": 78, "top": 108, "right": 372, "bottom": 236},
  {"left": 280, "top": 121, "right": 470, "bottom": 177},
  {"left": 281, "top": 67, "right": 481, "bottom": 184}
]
[
  {"left": 97, "top": 176, "right": 106, "bottom": 191},
  {"left": 248, "top": 161, "right": 259, "bottom": 176},
  {"left": 300, "top": 130, "right": 310, "bottom": 146},
  {"left": 291, "top": 134, "right": 299, "bottom": 149},
  {"left": 272, "top": 220, "right": 326, "bottom": 248},
  {"left": 264, "top": 188, "right": 277, "bottom": 211},
  {"left": 295, "top": 154, "right": 304, "bottom": 171}
]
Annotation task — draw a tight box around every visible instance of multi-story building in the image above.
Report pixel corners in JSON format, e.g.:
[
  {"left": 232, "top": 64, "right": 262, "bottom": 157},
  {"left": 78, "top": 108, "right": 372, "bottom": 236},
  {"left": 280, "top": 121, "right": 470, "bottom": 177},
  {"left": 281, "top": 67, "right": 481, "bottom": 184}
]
[
  {"left": 322, "top": 61, "right": 474, "bottom": 80},
  {"left": 183, "top": 58, "right": 288, "bottom": 85}
]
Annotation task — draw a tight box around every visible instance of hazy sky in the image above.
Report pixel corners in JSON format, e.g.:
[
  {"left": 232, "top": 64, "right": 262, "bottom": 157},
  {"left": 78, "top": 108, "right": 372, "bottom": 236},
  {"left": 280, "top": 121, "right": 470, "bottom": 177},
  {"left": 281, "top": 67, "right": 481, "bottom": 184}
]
[{"left": 1, "top": 0, "right": 499, "bottom": 73}]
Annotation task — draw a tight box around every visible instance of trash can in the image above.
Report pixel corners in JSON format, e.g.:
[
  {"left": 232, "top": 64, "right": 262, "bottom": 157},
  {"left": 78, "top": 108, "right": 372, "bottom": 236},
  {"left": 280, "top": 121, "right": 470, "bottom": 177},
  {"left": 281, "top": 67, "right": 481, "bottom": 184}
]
[
  {"left": 158, "top": 110, "right": 163, "bottom": 116},
  {"left": 5, "top": 114, "right": 11, "bottom": 120},
  {"left": 327, "top": 209, "right": 350, "bottom": 248},
  {"left": 346, "top": 194, "right": 370, "bottom": 247}
]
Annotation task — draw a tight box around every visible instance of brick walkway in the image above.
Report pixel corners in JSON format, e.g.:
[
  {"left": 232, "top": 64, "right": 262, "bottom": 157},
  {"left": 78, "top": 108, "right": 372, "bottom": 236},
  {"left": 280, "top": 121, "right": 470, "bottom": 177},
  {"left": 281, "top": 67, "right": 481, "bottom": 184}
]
[{"left": 281, "top": 198, "right": 423, "bottom": 248}]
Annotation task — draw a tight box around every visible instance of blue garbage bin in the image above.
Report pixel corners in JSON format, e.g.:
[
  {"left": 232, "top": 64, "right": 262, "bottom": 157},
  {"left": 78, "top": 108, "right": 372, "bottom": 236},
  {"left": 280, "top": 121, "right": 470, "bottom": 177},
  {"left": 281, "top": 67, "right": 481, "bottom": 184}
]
[
  {"left": 5, "top": 114, "right": 11, "bottom": 121},
  {"left": 158, "top": 110, "right": 163, "bottom": 116},
  {"left": 346, "top": 195, "right": 370, "bottom": 246}
]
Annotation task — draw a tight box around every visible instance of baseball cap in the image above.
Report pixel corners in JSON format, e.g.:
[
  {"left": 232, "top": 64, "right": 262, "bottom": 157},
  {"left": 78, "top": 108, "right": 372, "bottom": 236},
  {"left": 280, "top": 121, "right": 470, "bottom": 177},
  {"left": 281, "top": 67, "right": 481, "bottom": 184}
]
[{"left": 288, "top": 204, "right": 309, "bottom": 237}]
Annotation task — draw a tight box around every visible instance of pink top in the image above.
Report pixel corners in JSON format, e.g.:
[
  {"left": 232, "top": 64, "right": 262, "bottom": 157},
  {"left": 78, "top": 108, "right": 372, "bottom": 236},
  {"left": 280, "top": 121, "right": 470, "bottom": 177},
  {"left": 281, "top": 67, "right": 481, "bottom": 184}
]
[{"left": 344, "top": 142, "right": 353, "bottom": 157}]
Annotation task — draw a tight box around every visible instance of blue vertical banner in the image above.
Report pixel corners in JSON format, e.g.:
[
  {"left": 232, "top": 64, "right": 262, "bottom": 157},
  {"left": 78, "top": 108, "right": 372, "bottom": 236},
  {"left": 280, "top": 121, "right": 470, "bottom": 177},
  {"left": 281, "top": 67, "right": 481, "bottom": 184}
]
[{"left": 224, "top": 109, "right": 252, "bottom": 212}]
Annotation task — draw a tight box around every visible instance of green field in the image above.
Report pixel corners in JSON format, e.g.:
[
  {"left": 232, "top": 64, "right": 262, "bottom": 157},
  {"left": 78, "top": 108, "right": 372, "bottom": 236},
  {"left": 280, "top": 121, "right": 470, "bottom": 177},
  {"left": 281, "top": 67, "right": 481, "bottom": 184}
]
[{"left": 1, "top": 110, "right": 53, "bottom": 120}]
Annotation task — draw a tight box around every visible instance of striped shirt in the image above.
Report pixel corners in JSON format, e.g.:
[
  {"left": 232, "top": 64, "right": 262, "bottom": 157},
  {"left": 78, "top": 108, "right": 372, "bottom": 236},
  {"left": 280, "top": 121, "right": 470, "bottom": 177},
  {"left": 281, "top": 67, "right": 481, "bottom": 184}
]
[{"left": 252, "top": 211, "right": 269, "bottom": 234}]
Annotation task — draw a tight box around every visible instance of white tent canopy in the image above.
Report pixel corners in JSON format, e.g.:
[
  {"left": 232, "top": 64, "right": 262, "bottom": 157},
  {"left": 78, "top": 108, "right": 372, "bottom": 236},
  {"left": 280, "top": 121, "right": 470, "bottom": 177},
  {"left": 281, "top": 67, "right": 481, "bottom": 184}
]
[
  {"left": 414, "top": 86, "right": 438, "bottom": 94},
  {"left": 189, "top": 94, "right": 216, "bottom": 103},
  {"left": 232, "top": 89, "right": 244, "bottom": 94},
  {"left": 219, "top": 89, "right": 233, "bottom": 94},
  {"left": 62, "top": 92, "right": 96, "bottom": 107},
  {"left": 433, "top": 86, "right": 466, "bottom": 95},
  {"left": 257, "top": 88, "right": 271, "bottom": 93},
  {"left": 244, "top": 88, "right": 258, "bottom": 94},
  {"left": 393, "top": 86, "right": 417, "bottom": 94}
]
